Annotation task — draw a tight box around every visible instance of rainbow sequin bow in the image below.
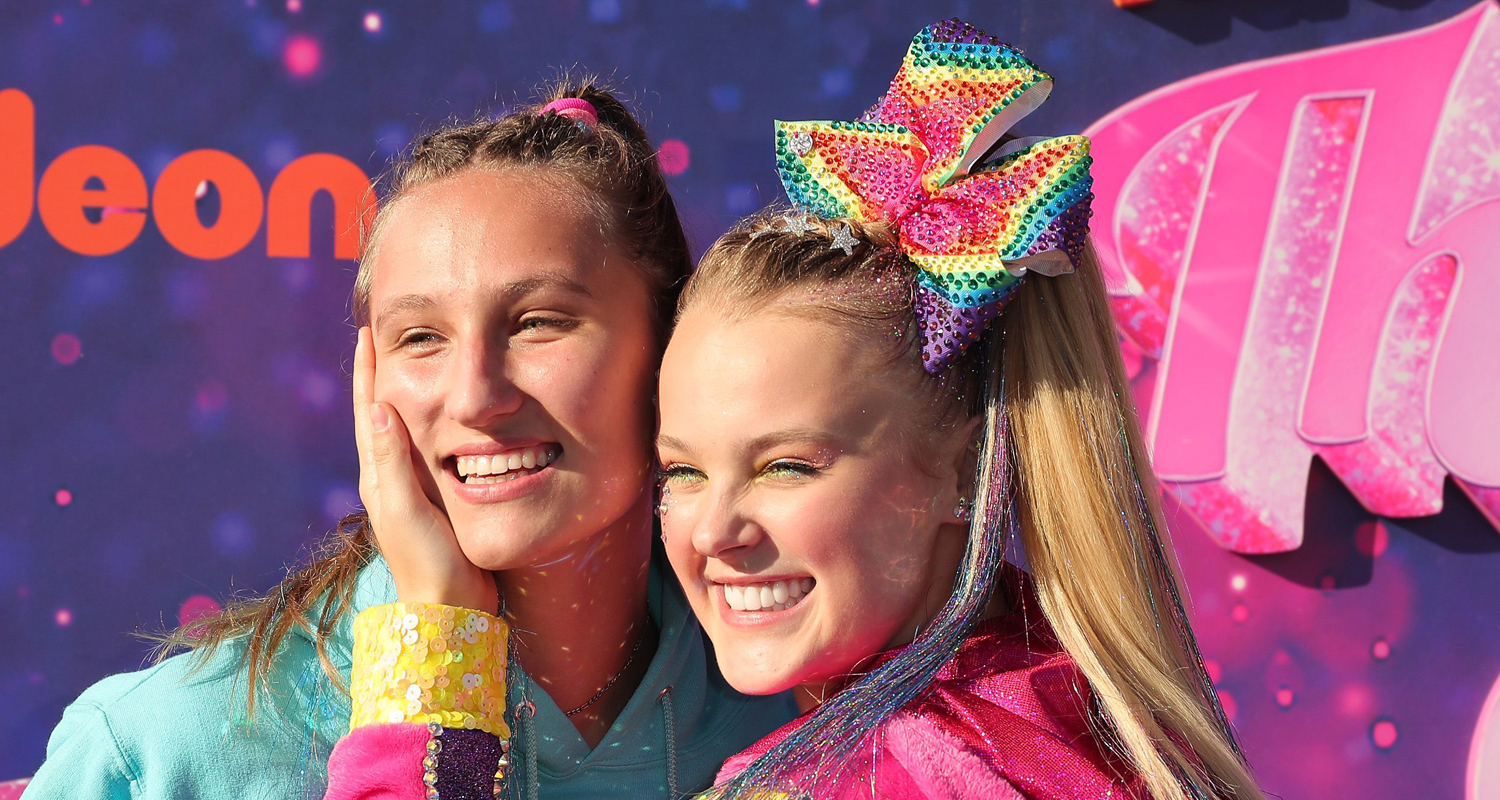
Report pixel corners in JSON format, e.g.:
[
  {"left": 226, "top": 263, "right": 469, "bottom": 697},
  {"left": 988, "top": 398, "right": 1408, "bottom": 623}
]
[{"left": 774, "top": 19, "right": 1094, "bottom": 372}]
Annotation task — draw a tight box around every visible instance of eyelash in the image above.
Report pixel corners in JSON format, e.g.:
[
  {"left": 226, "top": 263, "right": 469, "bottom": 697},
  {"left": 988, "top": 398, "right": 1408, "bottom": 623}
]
[
  {"left": 656, "top": 459, "right": 823, "bottom": 484},
  {"left": 518, "top": 315, "right": 576, "bottom": 333},
  {"left": 763, "top": 459, "right": 822, "bottom": 478},
  {"left": 397, "top": 329, "right": 441, "bottom": 348},
  {"left": 658, "top": 464, "right": 704, "bottom": 484}
]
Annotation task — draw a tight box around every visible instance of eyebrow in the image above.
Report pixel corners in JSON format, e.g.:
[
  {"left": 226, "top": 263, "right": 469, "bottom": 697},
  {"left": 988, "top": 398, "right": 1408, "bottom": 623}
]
[
  {"left": 743, "top": 427, "right": 834, "bottom": 455},
  {"left": 656, "top": 427, "right": 833, "bottom": 456},
  {"left": 374, "top": 293, "right": 436, "bottom": 331},
  {"left": 373, "top": 276, "right": 595, "bottom": 331}
]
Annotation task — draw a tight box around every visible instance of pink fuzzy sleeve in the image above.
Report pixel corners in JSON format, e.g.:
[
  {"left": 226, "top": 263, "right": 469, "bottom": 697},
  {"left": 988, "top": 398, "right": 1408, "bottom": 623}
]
[{"left": 324, "top": 723, "right": 431, "bottom": 800}]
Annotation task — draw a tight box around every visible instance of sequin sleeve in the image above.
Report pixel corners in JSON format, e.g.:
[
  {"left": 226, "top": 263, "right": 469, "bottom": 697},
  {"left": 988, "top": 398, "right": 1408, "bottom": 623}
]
[
  {"left": 330, "top": 602, "right": 513, "bottom": 800},
  {"left": 348, "top": 602, "right": 510, "bottom": 737}
]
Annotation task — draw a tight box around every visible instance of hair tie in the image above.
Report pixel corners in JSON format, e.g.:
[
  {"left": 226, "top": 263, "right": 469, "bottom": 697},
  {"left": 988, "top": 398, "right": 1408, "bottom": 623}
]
[{"left": 539, "top": 98, "right": 598, "bottom": 128}]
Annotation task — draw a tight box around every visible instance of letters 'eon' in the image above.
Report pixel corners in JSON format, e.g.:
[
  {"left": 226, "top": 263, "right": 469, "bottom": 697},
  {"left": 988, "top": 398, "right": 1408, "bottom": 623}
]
[{"left": 0, "top": 88, "right": 372, "bottom": 260}]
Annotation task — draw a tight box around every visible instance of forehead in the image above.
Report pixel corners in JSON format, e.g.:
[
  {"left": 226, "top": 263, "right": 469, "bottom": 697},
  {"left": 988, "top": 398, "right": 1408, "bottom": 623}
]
[
  {"left": 370, "top": 168, "right": 609, "bottom": 300},
  {"left": 660, "top": 306, "right": 916, "bottom": 446}
]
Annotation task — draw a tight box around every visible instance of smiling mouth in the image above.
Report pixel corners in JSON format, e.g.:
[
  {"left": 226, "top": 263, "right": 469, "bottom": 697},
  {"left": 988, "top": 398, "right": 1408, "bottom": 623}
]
[
  {"left": 721, "top": 578, "right": 815, "bottom": 613},
  {"left": 451, "top": 445, "right": 560, "bottom": 484}
]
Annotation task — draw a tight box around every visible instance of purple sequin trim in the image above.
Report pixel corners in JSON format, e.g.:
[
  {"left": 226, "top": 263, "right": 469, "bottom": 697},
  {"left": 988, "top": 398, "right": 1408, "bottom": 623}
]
[{"left": 434, "top": 728, "right": 505, "bottom": 800}]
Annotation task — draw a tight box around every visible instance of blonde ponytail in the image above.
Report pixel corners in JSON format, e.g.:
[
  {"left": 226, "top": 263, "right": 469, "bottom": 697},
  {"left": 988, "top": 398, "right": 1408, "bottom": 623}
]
[{"left": 1000, "top": 243, "right": 1262, "bottom": 799}]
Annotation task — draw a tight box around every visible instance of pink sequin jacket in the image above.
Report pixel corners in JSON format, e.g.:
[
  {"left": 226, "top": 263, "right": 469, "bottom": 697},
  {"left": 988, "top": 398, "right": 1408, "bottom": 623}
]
[{"left": 712, "top": 600, "right": 1149, "bottom": 800}]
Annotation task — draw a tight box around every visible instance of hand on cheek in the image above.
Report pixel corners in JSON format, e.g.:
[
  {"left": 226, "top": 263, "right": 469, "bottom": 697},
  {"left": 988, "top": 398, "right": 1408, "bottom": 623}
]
[{"left": 355, "top": 326, "right": 496, "bottom": 614}]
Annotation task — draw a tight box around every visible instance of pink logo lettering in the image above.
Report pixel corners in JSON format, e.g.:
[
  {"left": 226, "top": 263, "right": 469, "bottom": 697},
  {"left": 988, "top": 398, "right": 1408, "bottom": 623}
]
[{"left": 1087, "top": 2, "right": 1500, "bottom": 554}]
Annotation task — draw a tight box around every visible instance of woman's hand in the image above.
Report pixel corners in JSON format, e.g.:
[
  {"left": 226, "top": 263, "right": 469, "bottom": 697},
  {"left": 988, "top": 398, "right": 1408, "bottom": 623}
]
[{"left": 354, "top": 326, "right": 497, "bottom": 614}]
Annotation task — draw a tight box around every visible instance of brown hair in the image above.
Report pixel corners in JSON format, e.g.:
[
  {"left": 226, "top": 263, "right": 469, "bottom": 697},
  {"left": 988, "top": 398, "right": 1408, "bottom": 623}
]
[
  {"left": 686, "top": 212, "right": 1263, "bottom": 800},
  {"left": 152, "top": 80, "right": 692, "bottom": 714}
]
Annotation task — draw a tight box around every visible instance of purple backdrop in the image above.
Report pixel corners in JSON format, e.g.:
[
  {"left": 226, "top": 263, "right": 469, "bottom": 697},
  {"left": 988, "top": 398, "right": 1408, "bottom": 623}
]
[{"left": 2, "top": 1, "right": 1495, "bottom": 798}]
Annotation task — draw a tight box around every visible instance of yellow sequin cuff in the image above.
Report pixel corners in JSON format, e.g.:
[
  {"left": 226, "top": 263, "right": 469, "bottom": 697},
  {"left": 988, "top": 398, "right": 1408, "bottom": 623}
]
[{"left": 349, "top": 602, "right": 510, "bottom": 739}]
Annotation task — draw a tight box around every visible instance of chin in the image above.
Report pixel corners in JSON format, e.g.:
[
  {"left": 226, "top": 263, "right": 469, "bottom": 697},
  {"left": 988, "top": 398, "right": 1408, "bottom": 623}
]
[
  {"left": 707, "top": 636, "right": 812, "bottom": 696},
  {"left": 451, "top": 512, "right": 574, "bottom": 570},
  {"left": 718, "top": 661, "right": 803, "bottom": 697}
]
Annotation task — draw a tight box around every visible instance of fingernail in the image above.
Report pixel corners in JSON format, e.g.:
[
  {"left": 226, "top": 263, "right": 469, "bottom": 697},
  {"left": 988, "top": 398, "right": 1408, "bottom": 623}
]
[{"left": 370, "top": 403, "right": 389, "bottom": 431}]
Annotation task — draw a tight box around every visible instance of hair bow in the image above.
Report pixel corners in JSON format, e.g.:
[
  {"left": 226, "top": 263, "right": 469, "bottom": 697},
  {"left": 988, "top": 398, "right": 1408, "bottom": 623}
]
[{"left": 774, "top": 19, "right": 1094, "bottom": 372}]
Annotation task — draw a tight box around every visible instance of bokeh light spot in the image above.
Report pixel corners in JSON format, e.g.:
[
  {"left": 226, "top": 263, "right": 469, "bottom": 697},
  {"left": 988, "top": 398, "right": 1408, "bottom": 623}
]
[
  {"left": 211, "top": 511, "right": 255, "bottom": 556},
  {"left": 178, "top": 594, "right": 223, "bottom": 635},
  {"left": 195, "top": 380, "right": 228, "bottom": 413},
  {"left": 1371, "top": 637, "right": 1391, "bottom": 661},
  {"left": 54, "top": 488, "right": 73, "bottom": 507},
  {"left": 1230, "top": 573, "right": 1247, "bottom": 592},
  {"left": 710, "top": 84, "right": 743, "bottom": 113},
  {"left": 657, "top": 139, "right": 690, "bottom": 176},
  {"left": 287, "top": 0, "right": 302, "bottom": 11},
  {"left": 1230, "top": 602, "right": 1250, "bottom": 623},
  {"left": 477, "top": 1, "right": 512, "bottom": 32},
  {"left": 363, "top": 12, "right": 382, "bottom": 33},
  {"left": 283, "top": 34, "right": 321, "bottom": 78},
  {"left": 1275, "top": 686, "right": 1295, "bottom": 709},
  {"left": 1355, "top": 521, "right": 1389, "bottom": 557},
  {"left": 1216, "top": 690, "right": 1237, "bottom": 723},
  {"left": 51, "top": 333, "right": 82, "bottom": 365},
  {"left": 1371, "top": 718, "right": 1398, "bottom": 749},
  {"left": 725, "top": 182, "right": 758, "bottom": 214},
  {"left": 588, "top": 0, "right": 620, "bottom": 24},
  {"left": 54, "top": 608, "right": 72, "bottom": 626}
]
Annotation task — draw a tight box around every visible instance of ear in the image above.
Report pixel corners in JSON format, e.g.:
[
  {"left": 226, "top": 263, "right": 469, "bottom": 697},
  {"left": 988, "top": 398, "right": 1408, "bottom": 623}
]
[{"left": 939, "top": 414, "right": 986, "bottom": 525}]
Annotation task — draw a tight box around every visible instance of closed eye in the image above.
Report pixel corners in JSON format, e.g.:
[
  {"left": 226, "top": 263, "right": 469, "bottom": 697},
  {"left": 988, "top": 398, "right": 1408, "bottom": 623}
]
[
  {"left": 761, "top": 459, "right": 821, "bottom": 479},
  {"left": 397, "top": 328, "right": 443, "bottom": 349},
  {"left": 658, "top": 463, "right": 706, "bottom": 484},
  {"left": 517, "top": 315, "right": 580, "bottom": 335}
]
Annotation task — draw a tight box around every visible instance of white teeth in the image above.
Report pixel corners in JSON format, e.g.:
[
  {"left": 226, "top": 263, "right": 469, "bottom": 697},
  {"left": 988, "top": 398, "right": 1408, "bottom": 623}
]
[
  {"left": 720, "top": 579, "right": 814, "bottom": 613},
  {"left": 457, "top": 446, "right": 558, "bottom": 481}
]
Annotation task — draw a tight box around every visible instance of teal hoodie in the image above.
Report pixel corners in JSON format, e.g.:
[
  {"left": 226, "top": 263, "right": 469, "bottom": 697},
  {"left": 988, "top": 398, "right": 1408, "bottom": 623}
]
[{"left": 24, "top": 550, "right": 795, "bottom": 799}]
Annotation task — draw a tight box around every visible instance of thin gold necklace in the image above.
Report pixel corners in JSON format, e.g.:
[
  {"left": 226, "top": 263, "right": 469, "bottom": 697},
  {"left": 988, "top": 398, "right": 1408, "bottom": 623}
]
[{"left": 562, "top": 622, "right": 649, "bottom": 717}]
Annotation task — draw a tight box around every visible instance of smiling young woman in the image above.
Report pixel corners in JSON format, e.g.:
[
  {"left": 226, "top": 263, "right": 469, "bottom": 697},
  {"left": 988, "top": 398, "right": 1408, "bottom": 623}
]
[
  {"left": 649, "top": 18, "right": 1264, "bottom": 800},
  {"left": 24, "top": 83, "right": 794, "bottom": 800}
]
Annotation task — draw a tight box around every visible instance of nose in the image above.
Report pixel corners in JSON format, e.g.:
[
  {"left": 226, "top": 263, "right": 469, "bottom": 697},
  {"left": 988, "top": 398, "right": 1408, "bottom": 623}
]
[
  {"left": 690, "top": 489, "right": 764, "bottom": 561},
  {"left": 444, "top": 336, "right": 524, "bottom": 427}
]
